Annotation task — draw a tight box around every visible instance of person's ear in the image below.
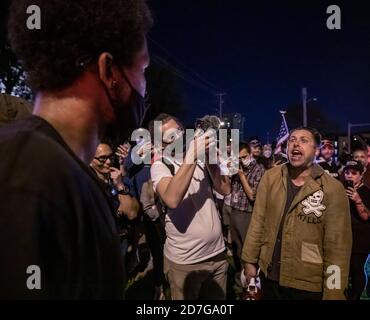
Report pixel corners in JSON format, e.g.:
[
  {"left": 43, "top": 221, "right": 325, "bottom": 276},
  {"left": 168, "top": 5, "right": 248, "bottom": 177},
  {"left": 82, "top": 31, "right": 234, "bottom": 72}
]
[
  {"left": 97, "top": 52, "right": 116, "bottom": 90},
  {"left": 315, "top": 146, "right": 320, "bottom": 156}
]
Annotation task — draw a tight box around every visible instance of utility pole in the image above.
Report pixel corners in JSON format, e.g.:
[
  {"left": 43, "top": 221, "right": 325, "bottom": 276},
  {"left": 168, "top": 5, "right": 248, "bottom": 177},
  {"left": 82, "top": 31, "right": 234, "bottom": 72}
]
[
  {"left": 302, "top": 87, "right": 307, "bottom": 127},
  {"left": 216, "top": 93, "right": 226, "bottom": 118}
]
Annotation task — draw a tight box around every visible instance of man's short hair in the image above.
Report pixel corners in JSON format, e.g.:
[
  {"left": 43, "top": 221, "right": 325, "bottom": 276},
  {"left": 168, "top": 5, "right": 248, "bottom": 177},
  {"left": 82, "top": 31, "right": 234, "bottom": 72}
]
[
  {"left": 8, "top": 0, "right": 153, "bottom": 92},
  {"left": 289, "top": 126, "right": 321, "bottom": 147},
  {"left": 239, "top": 142, "right": 251, "bottom": 154},
  {"left": 148, "top": 113, "right": 182, "bottom": 141},
  {"left": 248, "top": 139, "right": 262, "bottom": 149},
  {"left": 353, "top": 148, "right": 367, "bottom": 155}
]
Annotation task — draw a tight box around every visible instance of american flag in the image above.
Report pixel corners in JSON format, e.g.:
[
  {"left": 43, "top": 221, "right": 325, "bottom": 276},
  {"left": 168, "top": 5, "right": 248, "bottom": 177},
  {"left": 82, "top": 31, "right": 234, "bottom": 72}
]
[{"left": 274, "top": 112, "right": 289, "bottom": 155}]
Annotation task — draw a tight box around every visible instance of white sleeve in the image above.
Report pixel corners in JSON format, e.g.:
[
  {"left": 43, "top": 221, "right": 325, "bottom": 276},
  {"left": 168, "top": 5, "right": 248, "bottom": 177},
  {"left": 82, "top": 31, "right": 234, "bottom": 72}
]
[{"left": 150, "top": 161, "right": 173, "bottom": 192}]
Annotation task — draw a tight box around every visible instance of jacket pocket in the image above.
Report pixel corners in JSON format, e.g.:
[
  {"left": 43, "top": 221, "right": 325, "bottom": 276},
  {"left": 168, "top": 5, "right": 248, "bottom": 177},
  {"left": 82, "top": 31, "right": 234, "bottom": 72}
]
[{"left": 301, "top": 242, "right": 323, "bottom": 264}]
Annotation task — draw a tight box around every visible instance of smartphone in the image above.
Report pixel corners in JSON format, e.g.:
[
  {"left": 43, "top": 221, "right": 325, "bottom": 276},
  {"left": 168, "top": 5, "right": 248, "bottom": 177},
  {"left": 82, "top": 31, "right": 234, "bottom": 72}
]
[{"left": 345, "top": 180, "right": 354, "bottom": 189}]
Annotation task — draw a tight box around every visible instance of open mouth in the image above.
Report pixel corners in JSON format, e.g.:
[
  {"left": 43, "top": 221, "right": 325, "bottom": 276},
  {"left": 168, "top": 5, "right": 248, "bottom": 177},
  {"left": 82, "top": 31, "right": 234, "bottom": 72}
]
[{"left": 291, "top": 149, "right": 303, "bottom": 160}]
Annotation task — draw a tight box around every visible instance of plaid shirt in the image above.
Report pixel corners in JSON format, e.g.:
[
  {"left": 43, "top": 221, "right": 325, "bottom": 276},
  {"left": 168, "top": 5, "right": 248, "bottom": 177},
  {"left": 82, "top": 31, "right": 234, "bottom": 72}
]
[{"left": 230, "top": 161, "right": 265, "bottom": 212}]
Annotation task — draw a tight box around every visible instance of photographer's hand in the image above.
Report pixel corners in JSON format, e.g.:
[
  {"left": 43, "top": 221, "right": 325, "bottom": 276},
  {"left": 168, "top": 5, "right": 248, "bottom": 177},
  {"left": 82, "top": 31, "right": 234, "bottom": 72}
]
[
  {"left": 346, "top": 187, "right": 360, "bottom": 203},
  {"left": 116, "top": 143, "right": 130, "bottom": 164},
  {"left": 110, "top": 167, "right": 124, "bottom": 189}
]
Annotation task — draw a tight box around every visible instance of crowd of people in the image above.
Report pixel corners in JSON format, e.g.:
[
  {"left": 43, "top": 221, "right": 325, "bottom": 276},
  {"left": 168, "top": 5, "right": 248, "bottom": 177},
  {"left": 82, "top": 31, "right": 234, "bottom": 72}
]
[
  {"left": 88, "top": 115, "right": 370, "bottom": 300},
  {"left": 0, "top": 0, "right": 369, "bottom": 300}
]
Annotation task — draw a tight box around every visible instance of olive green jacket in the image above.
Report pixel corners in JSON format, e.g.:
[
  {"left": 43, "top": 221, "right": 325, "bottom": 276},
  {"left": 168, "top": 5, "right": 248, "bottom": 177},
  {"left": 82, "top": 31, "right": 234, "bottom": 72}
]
[{"left": 241, "top": 164, "right": 352, "bottom": 300}]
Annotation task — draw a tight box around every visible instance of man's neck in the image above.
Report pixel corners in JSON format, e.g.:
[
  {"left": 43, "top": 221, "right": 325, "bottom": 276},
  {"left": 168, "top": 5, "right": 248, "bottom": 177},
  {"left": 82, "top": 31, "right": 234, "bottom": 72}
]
[
  {"left": 325, "top": 157, "right": 332, "bottom": 165},
  {"left": 33, "top": 92, "right": 103, "bottom": 164},
  {"left": 288, "top": 163, "right": 313, "bottom": 187}
]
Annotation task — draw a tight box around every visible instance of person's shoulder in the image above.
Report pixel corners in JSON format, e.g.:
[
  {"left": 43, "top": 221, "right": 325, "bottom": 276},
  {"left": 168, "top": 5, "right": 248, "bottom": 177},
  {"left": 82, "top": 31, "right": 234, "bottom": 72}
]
[
  {"left": 264, "top": 164, "right": 282, "bottom": 177},
  {"left": 152, "top": 157, "right": 178, "bottom": 169},
  {"left": 359, "top": 184, "right": 370, "bottom": 194},
  {"left": 0, "top": 117, "right": 85, "bottom": 186},
  {"left": 151, "top": 159, "right": 167, "bottom": 171},
  {"left": 320, "top": 170, "right": 346, "bottom": 194},
  {"left": 1, "top": 118, "right": 71, "bottom": 162},
  {"left": 151, "top": 158, "right": 167, "bottom": 173}
]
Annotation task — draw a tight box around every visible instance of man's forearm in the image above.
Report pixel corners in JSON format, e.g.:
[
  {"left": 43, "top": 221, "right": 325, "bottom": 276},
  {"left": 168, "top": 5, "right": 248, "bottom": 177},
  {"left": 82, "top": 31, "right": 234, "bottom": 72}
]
[
  {"left": 206, "top": 163, "right": 231, "bottom": 195},
  {"left": 355, "top": 201, "right": 370, "bottom": 220},
  {"left": 239, "top": 173, "right": 254, "bottom": 200},
  {"left": 161, "top": 163, "right": 197, "bottom": 209}
]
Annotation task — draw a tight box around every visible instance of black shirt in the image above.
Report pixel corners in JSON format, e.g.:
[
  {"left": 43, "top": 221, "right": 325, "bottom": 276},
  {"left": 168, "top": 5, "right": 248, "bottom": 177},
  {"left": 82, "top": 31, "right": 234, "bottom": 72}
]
[
  {"left": 349, "top": 184, "right": 370, "bottom": 254},
  {"left": 317, "top": 159, "right": 340, "bottom": 180},
  {"left": 268, "top": 177, "right": 302, "bottom": 282},
  {"left": 0, "top": 116, "right": 125, "bottom": 299}
]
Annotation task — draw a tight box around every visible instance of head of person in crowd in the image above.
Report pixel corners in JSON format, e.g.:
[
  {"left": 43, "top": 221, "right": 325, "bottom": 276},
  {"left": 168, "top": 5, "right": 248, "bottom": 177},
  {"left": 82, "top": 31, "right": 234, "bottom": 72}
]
[
  {"left": 90, "top": 143, "right": 114, "bottom": 180},
  {"left": 367, "top": 143, "right": 370, "bottom": 163},
  {"left": 287, "top": 126, "right": 321, "bottom": 170},
  {"left": 8, "top": 0, "right": 153, "bottom": 152},
  {"left": 343, "top": 160, "right": 364, "bottom": 188},
  {"left": 249, "top": 139, "right": 262, "bottom": 160},
  {"left": 262, "top": 144, "right": 272, "bottom": 159},
  {"left": 148, "top": 113, "right": 184, "bottom": 155},
  {"left": 320, "top": 139, "right": 335, "bottom": 162},
  {"left": 130, "top": 132, "right": 153, "bottom": 165},
  {"left": 353, "top": 148, "right": 369, "bottom": 168},
  {"left": 239, "top": 142, "right": 254, "bottom": 169},
  {"left": 339, "top": 147, "right": 351, "bottom": 166}
]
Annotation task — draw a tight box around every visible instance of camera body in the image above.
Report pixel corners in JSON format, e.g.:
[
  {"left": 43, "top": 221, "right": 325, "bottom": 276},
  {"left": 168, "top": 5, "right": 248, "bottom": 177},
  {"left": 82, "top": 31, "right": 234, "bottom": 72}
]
[{"left": 195, "top": 115, "right": 221, "bottom": 132}]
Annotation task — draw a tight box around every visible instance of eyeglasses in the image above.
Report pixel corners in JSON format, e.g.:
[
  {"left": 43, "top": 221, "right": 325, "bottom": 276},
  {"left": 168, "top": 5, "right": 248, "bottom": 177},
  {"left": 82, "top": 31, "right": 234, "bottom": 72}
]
[{"left": 94, "top": 155, "right": 114, "bottom": 163}]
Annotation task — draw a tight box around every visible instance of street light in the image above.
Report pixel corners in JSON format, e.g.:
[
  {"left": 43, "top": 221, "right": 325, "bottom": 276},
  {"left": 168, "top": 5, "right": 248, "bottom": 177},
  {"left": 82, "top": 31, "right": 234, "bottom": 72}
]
[
  {"left": 302, "top": 87, "right": 317, "bottom": 127},
  {"left": 347, "top": 122, "right": 370, "bottom": 154}
]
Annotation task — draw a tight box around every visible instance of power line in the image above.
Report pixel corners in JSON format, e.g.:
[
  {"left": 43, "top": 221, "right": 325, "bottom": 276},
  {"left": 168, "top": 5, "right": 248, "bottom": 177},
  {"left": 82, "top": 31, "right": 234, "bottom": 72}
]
[
  {"left": 152, "top": 55, "right": 218, "bottom": 95},
  {"left": 148, "top": 36, "right": 223, "bottom": 92}
]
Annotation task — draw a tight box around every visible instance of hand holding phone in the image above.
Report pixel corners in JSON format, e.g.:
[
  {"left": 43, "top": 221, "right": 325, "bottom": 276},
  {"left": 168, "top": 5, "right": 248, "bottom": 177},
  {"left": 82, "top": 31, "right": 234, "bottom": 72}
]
[{"left": 345, "top": 180, "right": 354, "bottom": 189}]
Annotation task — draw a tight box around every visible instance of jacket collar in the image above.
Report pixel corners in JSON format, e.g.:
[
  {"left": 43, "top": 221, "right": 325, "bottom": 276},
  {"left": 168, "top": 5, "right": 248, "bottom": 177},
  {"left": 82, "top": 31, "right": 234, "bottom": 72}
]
[
  {"left": 281, "top": 163, "right": 325, "bottom": 213},
  {"left": 281, "top": 162, "right": 325, "bottom": 180}
]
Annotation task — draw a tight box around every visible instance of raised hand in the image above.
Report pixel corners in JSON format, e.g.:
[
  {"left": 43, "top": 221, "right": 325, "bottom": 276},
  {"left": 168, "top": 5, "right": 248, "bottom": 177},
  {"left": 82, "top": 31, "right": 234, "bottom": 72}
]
[{"left": 116, "top": 143, "right": 131, "bottom": 164}]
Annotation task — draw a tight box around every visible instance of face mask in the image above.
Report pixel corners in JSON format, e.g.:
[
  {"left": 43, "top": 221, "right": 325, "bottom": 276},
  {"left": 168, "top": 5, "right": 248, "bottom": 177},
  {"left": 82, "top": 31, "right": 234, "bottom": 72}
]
[
  {"left": 102, "top": 68, "right": 149, "bottom": 146},
  {"left": 242, "top": 157, "right": 254, "bottom": 168}
]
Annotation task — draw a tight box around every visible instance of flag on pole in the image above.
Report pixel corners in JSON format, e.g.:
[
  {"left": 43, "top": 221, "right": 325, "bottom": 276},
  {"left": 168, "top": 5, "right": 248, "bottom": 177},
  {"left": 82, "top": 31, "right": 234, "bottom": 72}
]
[{"left": 274, "top": 111, "right": 289, "bottom": 155}]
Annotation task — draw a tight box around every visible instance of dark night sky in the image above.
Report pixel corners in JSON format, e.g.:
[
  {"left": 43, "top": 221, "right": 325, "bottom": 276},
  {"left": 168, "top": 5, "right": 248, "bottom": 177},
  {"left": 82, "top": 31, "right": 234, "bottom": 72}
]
[{"left": 148, "top": 0, "right": 370, "bottom": 140}]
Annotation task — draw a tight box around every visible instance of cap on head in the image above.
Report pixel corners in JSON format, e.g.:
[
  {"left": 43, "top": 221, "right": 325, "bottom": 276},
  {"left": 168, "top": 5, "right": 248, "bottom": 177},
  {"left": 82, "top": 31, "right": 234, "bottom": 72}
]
[
  {"left": 249, "top": 139, "right": 262, "bottom": 148},
  {"left": 321, "top": 139, "right": 334, "bottom": 149},
  {"left": 344, "top": 160, "right": 364, "bottom": 173}
]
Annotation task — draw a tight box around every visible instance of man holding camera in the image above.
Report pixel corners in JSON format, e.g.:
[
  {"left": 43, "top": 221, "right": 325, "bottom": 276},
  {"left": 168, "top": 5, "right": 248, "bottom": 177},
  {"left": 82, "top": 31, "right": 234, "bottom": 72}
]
[
  {"left": 242, "top": 126, "right": 352, "bottom": 300},
  {"left": 150, "top": 113, "right": 231, "bottom": 300}
]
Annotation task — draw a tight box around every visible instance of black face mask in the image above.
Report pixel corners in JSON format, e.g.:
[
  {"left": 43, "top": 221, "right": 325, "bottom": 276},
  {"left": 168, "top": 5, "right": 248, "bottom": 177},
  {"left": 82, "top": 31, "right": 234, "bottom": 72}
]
[{"left": 103, "top": 69, "right": 149, "bottom": 147}]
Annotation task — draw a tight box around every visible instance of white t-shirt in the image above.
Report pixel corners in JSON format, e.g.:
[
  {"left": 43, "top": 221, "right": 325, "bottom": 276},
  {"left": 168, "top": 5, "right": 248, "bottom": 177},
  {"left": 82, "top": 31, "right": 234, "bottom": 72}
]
[{"left": 151, "top": 158, "right": 225, "bottom": 264}]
